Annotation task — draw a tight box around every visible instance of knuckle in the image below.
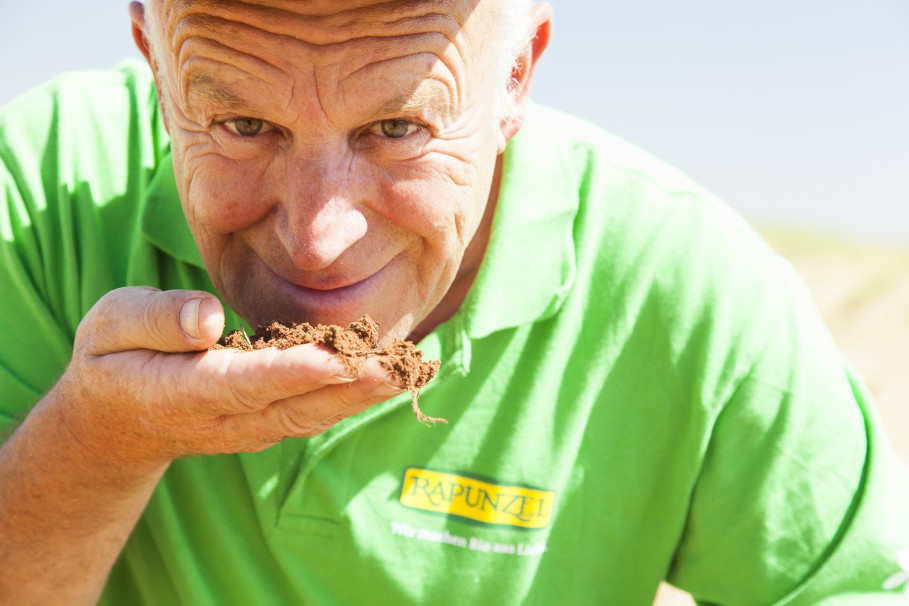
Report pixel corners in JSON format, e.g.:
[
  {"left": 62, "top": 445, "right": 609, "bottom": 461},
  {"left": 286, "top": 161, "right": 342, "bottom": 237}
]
[
  {"left": 143, "top": 296, "right": 179, "bottom": 348},
  {"left": 75, "top": 287, "right": 163, "bottom": 354},
  {"left": 223, "top": 379, "right": 259, "bottom": 414},
  {"left": 220, "top": 357, "right": 269, "bottom": 414},
  {"left": 269, "top": 398, "right": 347, "bottom": 439},
  {"left": 221, "top": 415, "right": 288, "bottom": 451},
  {"left": 74, "top": 293, "right": 117, "bottom": 351},
  {"left": 274, "top": 407, "right": 318, "bottom": 437}
]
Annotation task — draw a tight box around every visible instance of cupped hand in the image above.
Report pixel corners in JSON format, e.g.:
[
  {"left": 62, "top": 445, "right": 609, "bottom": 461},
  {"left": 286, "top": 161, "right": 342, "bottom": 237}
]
[{"left": 57, "top": 287, "right": 407, "bottom": 467}]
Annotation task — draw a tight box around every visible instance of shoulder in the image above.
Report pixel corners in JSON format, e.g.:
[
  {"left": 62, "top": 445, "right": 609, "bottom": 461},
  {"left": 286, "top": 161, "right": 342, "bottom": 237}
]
[
  {"left": 512, "top": 103, "right": 793, "bottom": 314},
  {"left": 513, "top": 104, "right": 711, "bottom": 192},
  {"left": 510, "top": 105, "right": 818, "bottom": 400},
  {"left": 0, "top": 62, "right": 171, "bottom": 335},
  {"left": 0, "top": 59, "right": 160, "bottom": 129},
  {"left": 508, "top": 104, "right": 771, "bottom": 276},
  {"left": 0, "top": 60, "right": 167, "bottom": 198}
]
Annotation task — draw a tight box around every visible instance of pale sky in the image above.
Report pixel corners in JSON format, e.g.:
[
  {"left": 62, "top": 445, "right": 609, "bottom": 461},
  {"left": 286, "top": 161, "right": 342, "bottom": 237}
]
[{"left": 1, "top": 1, "right": 907, "bottom": 244}]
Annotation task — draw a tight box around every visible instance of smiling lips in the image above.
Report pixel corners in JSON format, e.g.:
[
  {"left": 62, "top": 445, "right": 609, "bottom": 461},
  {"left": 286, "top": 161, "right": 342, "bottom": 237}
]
[
  {"left": 290, "top": 274, "right": 371, "bottom": 292},
  {"left": 271, "top": 257, "right": 392, "bottom": 306},
  {"left": 280, "top": 256, "right": 393, "bottom": 292}
]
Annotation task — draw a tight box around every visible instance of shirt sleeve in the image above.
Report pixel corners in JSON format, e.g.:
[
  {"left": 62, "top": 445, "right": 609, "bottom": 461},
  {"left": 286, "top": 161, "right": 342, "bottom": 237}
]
[
  {"left": 0, "top": 158, "right": 74, "bottom": 429},
  {"left": 0, "top": 62, "right": 165, "bottom": 434},
  {"left": 665, "top": 264, "right": 909, "bottom": 604}
]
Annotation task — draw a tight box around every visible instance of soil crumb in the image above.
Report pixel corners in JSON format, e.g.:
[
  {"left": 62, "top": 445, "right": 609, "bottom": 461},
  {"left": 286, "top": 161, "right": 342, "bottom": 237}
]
[{"left": 212, "top": 315, "right": 445, "bottom": 424}]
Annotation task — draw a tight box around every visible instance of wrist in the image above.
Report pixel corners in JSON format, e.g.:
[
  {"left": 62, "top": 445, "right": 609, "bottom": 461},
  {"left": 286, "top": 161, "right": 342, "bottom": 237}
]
[{"left": 41, "top": 373, "right": 173, "bottom": 483}]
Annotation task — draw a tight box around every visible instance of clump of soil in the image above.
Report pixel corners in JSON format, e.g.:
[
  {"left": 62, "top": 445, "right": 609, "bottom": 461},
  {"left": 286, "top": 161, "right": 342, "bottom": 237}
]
[{"left": 212, "top": 315, "right": 444, "bottom": 424}]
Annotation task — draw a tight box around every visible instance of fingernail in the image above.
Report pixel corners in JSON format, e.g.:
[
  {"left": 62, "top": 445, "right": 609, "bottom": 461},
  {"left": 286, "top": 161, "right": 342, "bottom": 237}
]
[{"left": 180, "top": 298, "right": 203, "bottom": 340}]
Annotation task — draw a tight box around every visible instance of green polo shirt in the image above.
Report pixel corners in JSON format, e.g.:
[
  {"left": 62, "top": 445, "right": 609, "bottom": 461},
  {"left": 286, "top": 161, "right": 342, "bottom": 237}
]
[{"left": 2, "top": 61, "right": 909, "bottom": 605}]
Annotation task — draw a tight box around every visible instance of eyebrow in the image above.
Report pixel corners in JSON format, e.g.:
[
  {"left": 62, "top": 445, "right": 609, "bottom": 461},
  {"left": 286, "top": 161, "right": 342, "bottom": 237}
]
[
  {"left": 185, "top": 71, "right": 453, "bottom": 121},
  {"left": 375, "top": 82, "right": 453, "bottom": 121},
  {"left": 184, "top": 72, "right": 255, "bottom": 113}
]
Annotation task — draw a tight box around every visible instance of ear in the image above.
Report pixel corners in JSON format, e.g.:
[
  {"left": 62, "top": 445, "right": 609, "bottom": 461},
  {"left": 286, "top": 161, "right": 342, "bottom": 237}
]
[
  {"left": 496, "top": 2, "right": 553, "bottom": 153},
  {"left": 129, "top": 2, "right": 153, "bottom": 64},
  {"left": 129, "top": 1, "right": 171, "bottom": 133}
]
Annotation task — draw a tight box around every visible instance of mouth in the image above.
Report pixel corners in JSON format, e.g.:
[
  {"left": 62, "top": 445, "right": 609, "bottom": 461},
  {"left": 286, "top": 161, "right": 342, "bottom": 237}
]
[{"left": 262, "top": 256, "right": 396, "bottom": 320}]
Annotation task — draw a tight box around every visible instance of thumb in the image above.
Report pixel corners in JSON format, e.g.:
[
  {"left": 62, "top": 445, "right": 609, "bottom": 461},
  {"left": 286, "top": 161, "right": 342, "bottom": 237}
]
[{"left": 78, "top": 286, "right": 225, "bottom": 356}]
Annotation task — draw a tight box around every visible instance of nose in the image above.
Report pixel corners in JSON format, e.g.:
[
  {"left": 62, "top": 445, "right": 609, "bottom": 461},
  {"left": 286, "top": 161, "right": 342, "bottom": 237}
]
[{"left": 278, "top": 149, "right": 369, "bottom": 272}]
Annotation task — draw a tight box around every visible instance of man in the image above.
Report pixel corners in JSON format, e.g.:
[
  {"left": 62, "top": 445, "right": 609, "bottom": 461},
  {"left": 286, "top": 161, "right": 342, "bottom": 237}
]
[{"left": 1, "top": 1, "right": 908, "bottom": 604}]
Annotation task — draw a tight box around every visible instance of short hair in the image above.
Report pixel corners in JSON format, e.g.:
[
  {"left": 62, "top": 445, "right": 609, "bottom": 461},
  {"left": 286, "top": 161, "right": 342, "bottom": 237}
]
[{"left": 484, "top": 0, "right": 535, "bottom": 122}]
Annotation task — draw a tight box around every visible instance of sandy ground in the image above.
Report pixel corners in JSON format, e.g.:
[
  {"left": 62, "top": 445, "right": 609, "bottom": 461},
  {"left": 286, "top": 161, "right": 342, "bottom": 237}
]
[{"left": 654, "top": 228, "right": 909, "bottom": 606}]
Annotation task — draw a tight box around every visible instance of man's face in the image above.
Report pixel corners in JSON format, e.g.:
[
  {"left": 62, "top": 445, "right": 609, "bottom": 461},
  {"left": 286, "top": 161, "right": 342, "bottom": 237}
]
[{"left": 144, "top": 0, "right": 510, "bottom": 340}]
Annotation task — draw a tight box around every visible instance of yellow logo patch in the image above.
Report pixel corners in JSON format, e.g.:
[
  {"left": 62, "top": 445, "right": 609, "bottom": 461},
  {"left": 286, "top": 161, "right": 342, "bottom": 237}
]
[{"left": 399, "top": 468, "right": 555, "bottom": 529}]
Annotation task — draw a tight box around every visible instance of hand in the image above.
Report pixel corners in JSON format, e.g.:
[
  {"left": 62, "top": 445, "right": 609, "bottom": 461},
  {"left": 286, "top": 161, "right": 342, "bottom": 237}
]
[{"left": 57, "top": 286, "right": 407, "bottom": 468}]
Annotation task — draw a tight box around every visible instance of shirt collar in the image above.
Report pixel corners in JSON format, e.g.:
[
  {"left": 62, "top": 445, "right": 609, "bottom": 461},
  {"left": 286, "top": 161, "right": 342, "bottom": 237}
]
[
  {"left": 141, "top": 149, "right": 205, "bottom": 268},
  {"left": 457, "top": 104, "right": 579, "bottom": 340}
]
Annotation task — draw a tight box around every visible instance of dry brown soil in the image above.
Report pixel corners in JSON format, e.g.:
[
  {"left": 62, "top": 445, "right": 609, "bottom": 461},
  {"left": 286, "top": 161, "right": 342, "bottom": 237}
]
[{"left": 213, "top": 315, "right": 444, "bottom": 424}]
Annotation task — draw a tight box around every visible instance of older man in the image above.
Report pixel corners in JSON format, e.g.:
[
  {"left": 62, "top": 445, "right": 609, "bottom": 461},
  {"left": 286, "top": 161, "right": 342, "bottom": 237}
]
[{"left": 1, "top": 1, "right": 908, "bottom": 604}]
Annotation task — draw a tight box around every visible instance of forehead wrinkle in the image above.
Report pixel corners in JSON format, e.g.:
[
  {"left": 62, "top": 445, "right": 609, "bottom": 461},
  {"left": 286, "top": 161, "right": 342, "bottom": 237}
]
[
  {"left": 161, "top": 0, "right": 470, "bottom": 48},
  {"left": 177, "top": 46, "right": 295, "bottom": 114},
  {"left": 317, "top": 28, "right": 465, "bottom": 114},
  {"left": 156, "top": 0, "right": 487, "bottom": 124},
  {"left": 160, "top": 1, "right": 473, "bottom": 97},
  {"left": 171, "top": 12, "right": 305, "bottom": 71},
  {"left": 240, "top": 0, "right": 474, "bottom": 18},
  {"left": 170, "top": 17, "right": 300, "bottom": 112}
]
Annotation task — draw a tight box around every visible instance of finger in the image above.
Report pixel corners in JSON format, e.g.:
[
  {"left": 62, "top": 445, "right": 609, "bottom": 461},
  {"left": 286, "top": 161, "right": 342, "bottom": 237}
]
[
  {"left": 242, "top": 357, "right": 408, "bottom": 439},
  {"left": 79, "top": 287, "right": 224, "bottom": 355},
  {"left": 148, "top": 343, "right": 357, "bottom": 418}
]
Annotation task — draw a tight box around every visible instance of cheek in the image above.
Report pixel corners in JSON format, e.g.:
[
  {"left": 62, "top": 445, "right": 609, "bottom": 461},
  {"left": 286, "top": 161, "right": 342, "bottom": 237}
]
[
  {"left": 179, "top": 151, "right": 275, "bottom": 236},
  {"left": 164, "top": 97, "right": 275, "bottom": 236},
  {"left": 375, "top": 158, "right": 487, "bottom": 248}
]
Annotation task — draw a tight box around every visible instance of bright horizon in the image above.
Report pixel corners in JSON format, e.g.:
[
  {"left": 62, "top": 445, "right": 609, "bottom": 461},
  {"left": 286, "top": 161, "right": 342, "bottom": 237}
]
[{"left": 2, "top": 1, "right": 907, "bottom": 244}]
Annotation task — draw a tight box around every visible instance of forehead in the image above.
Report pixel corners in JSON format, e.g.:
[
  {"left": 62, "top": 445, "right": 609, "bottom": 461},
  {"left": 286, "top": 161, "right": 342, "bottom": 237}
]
[
  {"left": 150, "top": 0, "right": 494, "bottom": 118},
  {"left": 154, "top": 0, "right": 479, "bottom": 44}
]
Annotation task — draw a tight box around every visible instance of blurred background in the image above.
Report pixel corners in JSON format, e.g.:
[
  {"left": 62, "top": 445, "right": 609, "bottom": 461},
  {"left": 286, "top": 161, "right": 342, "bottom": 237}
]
[{"left": 2, "top": 2, "right": 907, "bottom": 604}]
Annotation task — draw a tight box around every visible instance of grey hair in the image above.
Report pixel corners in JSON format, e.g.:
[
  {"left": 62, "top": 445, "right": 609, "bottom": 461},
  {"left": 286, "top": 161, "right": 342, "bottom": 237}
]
[{"left": 486, "top": 0, "right": 535, "bottom": 121}]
